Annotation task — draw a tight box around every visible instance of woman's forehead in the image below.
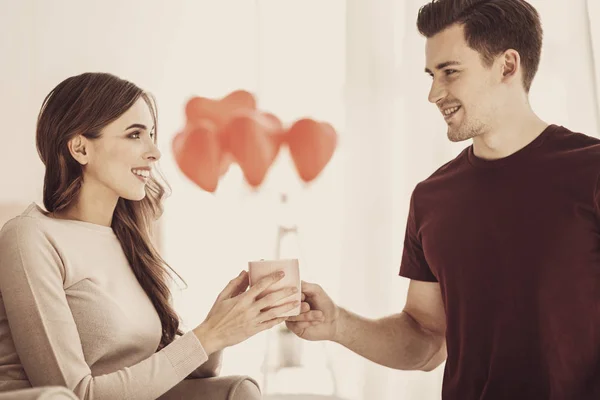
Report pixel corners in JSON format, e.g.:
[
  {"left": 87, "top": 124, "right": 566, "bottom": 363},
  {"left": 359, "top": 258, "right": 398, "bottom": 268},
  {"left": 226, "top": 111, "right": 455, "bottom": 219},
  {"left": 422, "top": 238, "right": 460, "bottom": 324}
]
[{"left": 107, "top": 98, "right": 154, "bottom": 132}]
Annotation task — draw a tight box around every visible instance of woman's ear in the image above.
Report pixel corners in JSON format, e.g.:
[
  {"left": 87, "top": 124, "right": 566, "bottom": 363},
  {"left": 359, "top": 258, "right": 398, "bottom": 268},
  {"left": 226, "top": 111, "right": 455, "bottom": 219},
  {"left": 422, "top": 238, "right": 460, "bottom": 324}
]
[{"left": 68, "top": 135, "right": 89, "bottom": 165}]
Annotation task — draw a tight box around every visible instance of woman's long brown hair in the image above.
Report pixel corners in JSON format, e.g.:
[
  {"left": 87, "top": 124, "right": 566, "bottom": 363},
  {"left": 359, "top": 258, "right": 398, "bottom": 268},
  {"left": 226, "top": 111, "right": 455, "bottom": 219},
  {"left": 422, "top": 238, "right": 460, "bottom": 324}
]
[{"left": 36, "top": 72, "right": 184, "bottom": 349}]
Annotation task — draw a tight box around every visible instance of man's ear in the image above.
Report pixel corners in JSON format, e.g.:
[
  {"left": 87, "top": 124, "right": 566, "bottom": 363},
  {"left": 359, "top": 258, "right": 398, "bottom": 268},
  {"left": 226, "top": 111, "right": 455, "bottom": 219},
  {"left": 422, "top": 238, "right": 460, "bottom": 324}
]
[
  {"left": 68, "top": 135, "right": 89, "bottom": 165},
  {"left": 500, "top": 49, "right": 521, "bottom": 84}
]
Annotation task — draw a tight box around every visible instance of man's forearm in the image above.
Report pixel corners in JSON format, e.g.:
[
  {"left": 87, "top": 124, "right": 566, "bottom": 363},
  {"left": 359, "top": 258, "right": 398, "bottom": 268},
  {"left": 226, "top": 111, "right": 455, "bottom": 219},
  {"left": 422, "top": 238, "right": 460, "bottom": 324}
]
[{"left": 333, "top": 308, "right": 446, "bottom": 371}]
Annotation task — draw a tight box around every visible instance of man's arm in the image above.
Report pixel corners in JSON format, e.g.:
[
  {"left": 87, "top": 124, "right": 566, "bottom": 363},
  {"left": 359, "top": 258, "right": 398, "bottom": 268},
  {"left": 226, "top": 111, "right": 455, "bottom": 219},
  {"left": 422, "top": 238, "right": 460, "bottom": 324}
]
[
  {"left": 286, "top": 280, "right": 446, "bottom": 371},
  {"left": 335, "top": 280, "right": 446, "bottom": 370}
]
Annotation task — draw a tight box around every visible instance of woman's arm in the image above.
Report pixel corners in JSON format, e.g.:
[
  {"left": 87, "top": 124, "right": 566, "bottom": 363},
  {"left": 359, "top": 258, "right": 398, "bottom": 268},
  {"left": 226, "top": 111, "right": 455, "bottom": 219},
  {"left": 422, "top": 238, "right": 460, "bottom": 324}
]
[{"left": 0, "top": 217, "right": 209, "bottom": 400}]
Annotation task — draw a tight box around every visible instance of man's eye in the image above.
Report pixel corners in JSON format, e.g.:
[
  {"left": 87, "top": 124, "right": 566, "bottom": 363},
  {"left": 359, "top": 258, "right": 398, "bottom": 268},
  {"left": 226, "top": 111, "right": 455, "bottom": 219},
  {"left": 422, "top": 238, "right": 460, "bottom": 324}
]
[{"left": 445, "top": 69, "right": 457, "bottom": 75}]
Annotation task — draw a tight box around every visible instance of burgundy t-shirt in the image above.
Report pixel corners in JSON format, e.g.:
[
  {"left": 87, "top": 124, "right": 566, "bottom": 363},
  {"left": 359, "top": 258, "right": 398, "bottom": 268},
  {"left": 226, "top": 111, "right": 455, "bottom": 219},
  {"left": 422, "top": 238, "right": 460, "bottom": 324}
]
[{"left": 400, "top": 124, "right": 600, "bottom": 399}]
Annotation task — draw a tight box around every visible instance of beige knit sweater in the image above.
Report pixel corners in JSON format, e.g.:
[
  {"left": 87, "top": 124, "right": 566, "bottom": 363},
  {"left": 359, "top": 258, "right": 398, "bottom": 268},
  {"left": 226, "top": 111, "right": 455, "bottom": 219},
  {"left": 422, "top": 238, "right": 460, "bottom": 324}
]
[{"left": 0, "top": 203, "right": 212, "bottom": 399}]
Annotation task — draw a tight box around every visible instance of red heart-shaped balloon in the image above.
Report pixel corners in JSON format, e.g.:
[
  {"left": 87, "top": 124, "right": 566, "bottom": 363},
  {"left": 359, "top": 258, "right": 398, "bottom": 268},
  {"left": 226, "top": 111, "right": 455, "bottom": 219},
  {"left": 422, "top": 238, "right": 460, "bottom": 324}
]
[
  {"left": 217, "top": 152, "right": 234, "bottom": 177},
  {"left": 222, "top": 90, "right": 257, "bottom": 111},
  {"left": 185, "top": 97, "right": 222, "bottom": 125},
  {"left": 221, "top": 111, "right": 282, "bottom": 187},
  {"left": 172, "top": 119, "right": 221, "bottom": 192},
  {"left": 285, "top": 118, "right": 337, "bottom": 182},
  {"left": 185, "top": 90, "right": 257, "bottom": 129},
  {"left": 262, "top": 112, "right": 286, "bottom": 151}
]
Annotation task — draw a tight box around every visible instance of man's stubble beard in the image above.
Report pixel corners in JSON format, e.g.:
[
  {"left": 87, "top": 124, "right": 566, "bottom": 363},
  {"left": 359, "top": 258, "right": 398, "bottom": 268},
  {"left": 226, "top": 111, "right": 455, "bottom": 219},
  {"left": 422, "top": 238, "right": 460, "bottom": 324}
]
[{"left": 447, "top": 118, "right": 486, "bottom": 143}]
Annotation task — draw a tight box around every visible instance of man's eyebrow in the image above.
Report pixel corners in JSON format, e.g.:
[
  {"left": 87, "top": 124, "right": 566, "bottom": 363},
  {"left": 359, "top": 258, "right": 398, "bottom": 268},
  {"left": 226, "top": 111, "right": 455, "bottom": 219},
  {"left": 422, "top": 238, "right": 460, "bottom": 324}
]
[{"left": 425, "top": 60, "right": 462, "bottom": 74}]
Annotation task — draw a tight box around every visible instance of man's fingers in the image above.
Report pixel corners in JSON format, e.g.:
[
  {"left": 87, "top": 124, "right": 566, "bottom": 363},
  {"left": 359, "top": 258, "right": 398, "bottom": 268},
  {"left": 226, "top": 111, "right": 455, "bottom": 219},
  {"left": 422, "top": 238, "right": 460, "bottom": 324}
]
[
  {"left": 301, "top": 293, "right": 306, "bottom": 302},
  {"left": 285, "top": 320, "right": 305, "bottom": 336},
  {"left": 285, "top": 310, "right": 324, "bottom": 322},
  {"left": 300, "top": 281, "right": 323, "bottom": 297},
  {"left": 300, "top": 302, "right": 310, "bottom": 313},
  {"left": 286, "top": 320, "right": 321, "bottom": 332}
]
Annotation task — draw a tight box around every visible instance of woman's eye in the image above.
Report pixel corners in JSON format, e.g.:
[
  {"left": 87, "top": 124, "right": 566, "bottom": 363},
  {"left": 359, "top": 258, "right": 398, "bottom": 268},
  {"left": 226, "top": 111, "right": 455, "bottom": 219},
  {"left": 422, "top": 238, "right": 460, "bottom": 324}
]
[{"left": 129, "top": 131, "right": 141, "bottom": 139}]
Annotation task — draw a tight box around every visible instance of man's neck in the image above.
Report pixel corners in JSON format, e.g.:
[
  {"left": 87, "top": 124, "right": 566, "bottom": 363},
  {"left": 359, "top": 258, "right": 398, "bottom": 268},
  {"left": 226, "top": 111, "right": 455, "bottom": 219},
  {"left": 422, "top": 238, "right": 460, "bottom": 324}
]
[{"left": 471, "top": 111, "right": 549, "bottom": 161}]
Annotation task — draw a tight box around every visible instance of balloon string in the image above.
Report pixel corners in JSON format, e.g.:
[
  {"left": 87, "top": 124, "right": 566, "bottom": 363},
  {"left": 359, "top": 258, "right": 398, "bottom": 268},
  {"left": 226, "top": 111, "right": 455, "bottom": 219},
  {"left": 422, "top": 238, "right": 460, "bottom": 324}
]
[{"left": 254, "top": 0, "right": 262, "bottom": 102}]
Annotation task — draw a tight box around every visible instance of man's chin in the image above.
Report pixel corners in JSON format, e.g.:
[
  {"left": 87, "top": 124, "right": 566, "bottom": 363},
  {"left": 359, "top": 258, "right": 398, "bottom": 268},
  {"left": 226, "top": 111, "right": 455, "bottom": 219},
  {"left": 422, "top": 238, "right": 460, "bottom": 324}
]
[
  {"left": 447, "top": 131, "right": 470, "bottom": 142},
  {"left": 447, "top": 127, "right": 476, "bottom": 143}
]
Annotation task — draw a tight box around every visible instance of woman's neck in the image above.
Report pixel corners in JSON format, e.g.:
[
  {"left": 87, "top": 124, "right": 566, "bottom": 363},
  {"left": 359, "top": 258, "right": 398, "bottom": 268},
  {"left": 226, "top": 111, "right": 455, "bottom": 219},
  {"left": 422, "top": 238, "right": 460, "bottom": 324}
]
[{"left": 52, "top": 184, "right": 118, "bottom": 227}]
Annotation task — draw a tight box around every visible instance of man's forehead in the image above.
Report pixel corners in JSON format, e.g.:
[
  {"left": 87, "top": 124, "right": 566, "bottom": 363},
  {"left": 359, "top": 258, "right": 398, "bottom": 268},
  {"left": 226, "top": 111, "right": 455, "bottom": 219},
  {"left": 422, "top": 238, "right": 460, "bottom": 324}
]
[
  {"left": 424, "top": 26, "right": 478, "bottom": 71},
  {"left": 426, "top": 27, "right": 465, "bottom": 59}
]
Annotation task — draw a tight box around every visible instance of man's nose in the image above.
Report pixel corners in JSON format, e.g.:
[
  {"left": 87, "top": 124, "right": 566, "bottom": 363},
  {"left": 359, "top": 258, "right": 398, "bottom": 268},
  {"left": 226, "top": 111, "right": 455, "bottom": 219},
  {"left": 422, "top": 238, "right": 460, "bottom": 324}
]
[{"left": 428, "top": 79, "right": 447, "bottom": 104}]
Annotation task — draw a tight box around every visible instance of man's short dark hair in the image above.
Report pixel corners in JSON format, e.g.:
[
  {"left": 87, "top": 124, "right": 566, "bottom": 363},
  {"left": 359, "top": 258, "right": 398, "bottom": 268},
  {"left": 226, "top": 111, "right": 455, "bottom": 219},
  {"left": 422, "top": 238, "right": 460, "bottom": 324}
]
[{"left": 417, "top": 0, "right": 543, "bottom": 92}]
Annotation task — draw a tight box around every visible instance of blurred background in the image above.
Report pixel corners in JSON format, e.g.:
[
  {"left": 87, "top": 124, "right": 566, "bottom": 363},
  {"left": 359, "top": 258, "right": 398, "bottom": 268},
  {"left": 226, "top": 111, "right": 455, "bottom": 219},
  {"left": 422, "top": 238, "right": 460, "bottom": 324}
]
[{"left": 1, "top": 1, "right": 599, "bottom": 399}]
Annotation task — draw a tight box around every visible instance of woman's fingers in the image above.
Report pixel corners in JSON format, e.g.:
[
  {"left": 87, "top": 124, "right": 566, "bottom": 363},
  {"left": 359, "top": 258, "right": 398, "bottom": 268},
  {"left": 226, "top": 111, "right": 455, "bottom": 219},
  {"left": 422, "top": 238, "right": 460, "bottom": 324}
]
[
  {"left": 259, "top": 316, "right": 288, "bottom": 330},
  {"left": 257, "top": 300, "right": 300, "bottom": 323},
  {"left": 254, "top": 286, "right": 298, "bottom": 311},
  {"left": 244, "top": 271, "right": 285, "bottom": 300},
  {"left": 216, "top": 271, "right": 249, "bottom": 302},
  {"left": 229, "top": 271, "right": 250, "bottom": 298}
]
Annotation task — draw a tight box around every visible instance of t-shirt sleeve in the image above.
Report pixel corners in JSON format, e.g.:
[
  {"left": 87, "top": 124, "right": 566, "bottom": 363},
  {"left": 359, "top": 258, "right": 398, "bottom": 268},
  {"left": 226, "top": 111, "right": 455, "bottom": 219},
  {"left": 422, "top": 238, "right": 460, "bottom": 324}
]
[
  {"left": 595, "top": 171, "right": 600, "bottom": 223},
  {"left": 399, "top": 190, "right": 438, "bottom": 282},
  {"left": 0, "top": 217, "right": 209, "bottom": 400}
]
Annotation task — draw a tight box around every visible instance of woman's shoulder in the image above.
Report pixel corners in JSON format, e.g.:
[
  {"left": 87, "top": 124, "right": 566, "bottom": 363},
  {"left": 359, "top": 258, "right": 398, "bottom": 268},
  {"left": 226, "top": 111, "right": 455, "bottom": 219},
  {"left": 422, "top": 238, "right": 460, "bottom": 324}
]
[
  {"left": 0, "top": 203, "right": 53, "bottom": 248},
  {"left": 0, "top": 204, "right": 68, "bottom": 285},
  {"left": 1, "top": 202, "right": 115, "bottom": 243}
]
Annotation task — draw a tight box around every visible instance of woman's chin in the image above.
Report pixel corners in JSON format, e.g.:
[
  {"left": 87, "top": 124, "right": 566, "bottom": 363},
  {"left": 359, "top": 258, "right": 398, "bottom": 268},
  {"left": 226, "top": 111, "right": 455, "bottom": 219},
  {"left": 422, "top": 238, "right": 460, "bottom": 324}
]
[{"left": 121, "top": 191, "right": 147, "bottom": 202}]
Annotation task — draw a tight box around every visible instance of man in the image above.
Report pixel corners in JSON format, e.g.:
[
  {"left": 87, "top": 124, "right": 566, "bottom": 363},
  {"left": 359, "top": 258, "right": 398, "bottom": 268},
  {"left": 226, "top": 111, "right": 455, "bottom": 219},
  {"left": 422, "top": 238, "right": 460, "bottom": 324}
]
[{"left": 286, "top": 1, "right": 600, "bottom": 399}]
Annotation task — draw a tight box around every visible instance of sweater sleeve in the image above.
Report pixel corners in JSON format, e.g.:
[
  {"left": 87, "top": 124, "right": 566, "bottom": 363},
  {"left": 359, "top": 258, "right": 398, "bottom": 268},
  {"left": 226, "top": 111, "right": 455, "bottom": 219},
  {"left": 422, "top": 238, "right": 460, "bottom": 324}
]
[
  {"left": 185, "top": 349, "right": 223, "bottom": 379},
  {"left": 0, "top": 217, "right": 209, "bottom": 400}
]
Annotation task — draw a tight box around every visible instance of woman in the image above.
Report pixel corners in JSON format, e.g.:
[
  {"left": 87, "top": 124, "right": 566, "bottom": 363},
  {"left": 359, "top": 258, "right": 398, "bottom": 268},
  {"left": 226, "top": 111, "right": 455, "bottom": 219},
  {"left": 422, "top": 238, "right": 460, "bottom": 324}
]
[{"left": 0, "top": 72, "right": 303, "bottom": 399}]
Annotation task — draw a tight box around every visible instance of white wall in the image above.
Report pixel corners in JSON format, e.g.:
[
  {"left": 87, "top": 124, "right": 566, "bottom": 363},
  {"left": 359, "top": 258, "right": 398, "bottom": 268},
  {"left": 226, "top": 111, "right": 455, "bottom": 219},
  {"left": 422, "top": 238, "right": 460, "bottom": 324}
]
[{"left": 1, "top": 1, "right": 599, "bottom": 399}]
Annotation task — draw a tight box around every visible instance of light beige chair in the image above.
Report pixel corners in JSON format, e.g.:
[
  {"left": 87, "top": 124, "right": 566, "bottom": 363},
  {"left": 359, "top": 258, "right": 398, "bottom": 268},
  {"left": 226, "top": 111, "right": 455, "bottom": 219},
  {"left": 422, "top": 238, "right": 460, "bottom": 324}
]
[
  {"left": 0, "top": 387, "right": 78, "bottom": 400},
  {"left": 0, "top": 376, "right": 261, "bottom": 399},
  {"left": 264, "top": 395, "right": 348, "bottom": 400}
]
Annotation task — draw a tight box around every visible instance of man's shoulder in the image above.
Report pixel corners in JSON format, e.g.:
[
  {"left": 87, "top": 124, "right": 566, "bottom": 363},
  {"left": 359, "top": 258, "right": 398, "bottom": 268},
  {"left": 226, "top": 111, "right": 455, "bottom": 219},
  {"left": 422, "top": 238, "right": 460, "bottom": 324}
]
[
  {"left": 413, "top": 147, "right": 471, "bottom": 193},
  {"left": 546, "top": 125, "right": 600, "bottom": 175},
  {"left": 550, "top": 124, "right": 600, "bottom": 151}
]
